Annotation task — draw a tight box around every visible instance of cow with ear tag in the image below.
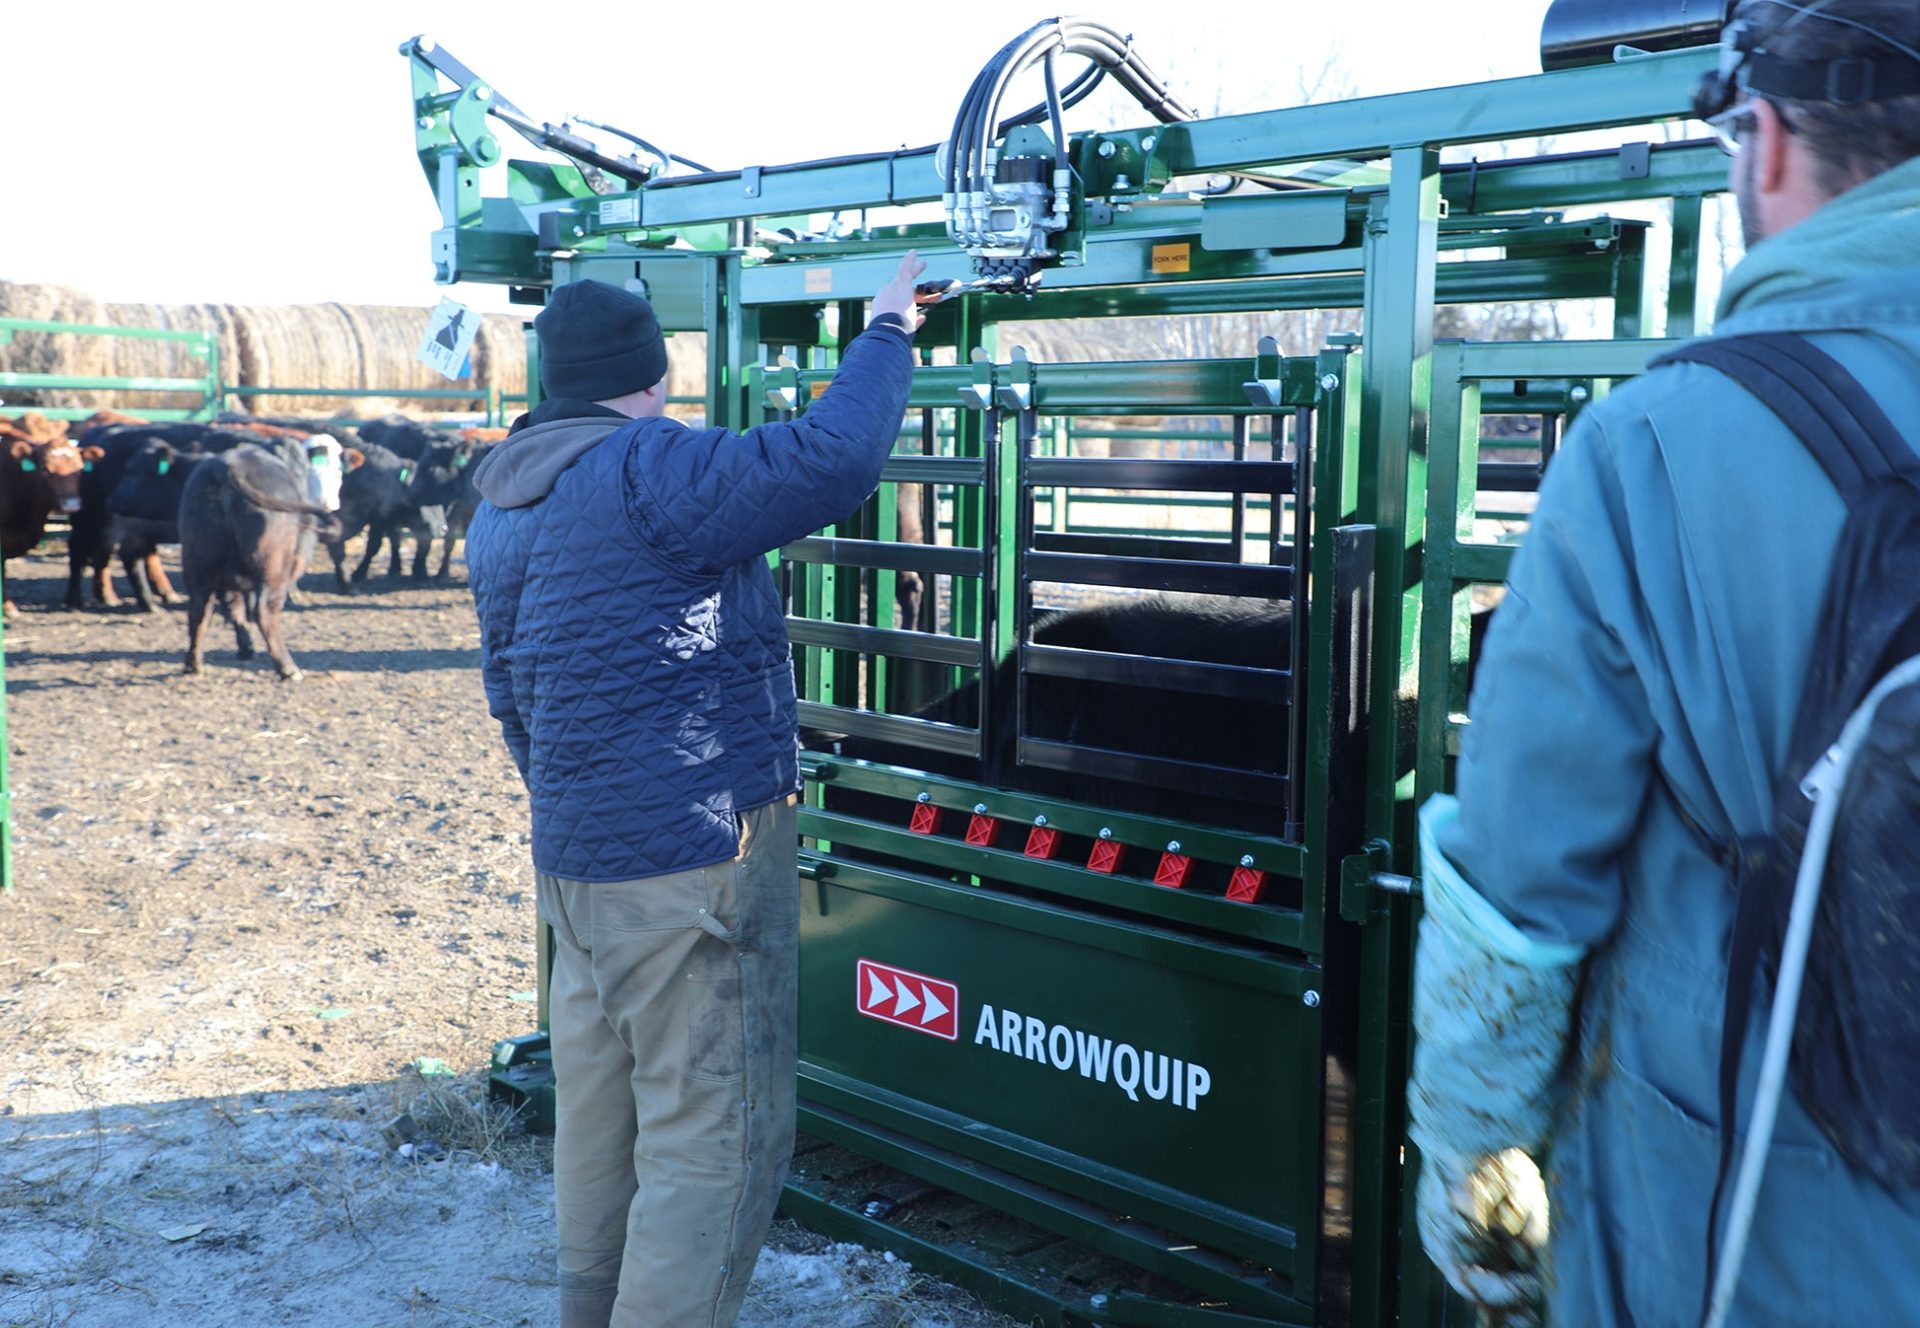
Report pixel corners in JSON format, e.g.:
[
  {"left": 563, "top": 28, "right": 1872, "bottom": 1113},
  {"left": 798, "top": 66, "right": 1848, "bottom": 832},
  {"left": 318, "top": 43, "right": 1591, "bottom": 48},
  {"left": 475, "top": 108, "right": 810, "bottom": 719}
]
[
  {"left": 1, "top": 436, "right": 103, "bottom": 615},
  {"left": 328, "top": 442, "right": 448, "bottom": 590}
]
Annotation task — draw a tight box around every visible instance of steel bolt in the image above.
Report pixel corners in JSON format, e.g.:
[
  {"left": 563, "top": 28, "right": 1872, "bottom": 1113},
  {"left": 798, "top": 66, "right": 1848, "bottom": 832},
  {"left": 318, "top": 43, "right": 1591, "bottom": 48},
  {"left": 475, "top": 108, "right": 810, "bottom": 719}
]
[
  {"left": 1142, "top": 135, "right": 1158, "bottom": 152},
  {"left": 1098, "top": 827, "right": 1113, "bottom": 840},
  {"left": 1034, "top": 815, "right": 1049, "bottom": 828},
  {"left": 973, "top": 803, "right": 988, "bottom": 816},
  {"left": 1303, "top": 990, "right": 1321, "bottom": 1008},
  {"left": 1319, "top": 373, "right": 1340, "bottom": 391},
  {"left": 1166, "top": 841, "right": 1181, "bottom": 854},
  {"left": 1098, "top": 142, "right": 1117, "bottom": 158},
  {"left": 416, "top": 116, "right": 434, "bottom": 130},
  {"left": 475, "top": 85, "right": 492, "bottom": 101},
  {"left": 916, "top": 791, "right": 931, "bottom": 803},
  {"left": 1570, "top": 385, "right": 1590, "bottom": 403},
  {"left": 571, "top": 225, "right": 584, "bottom": 238},
  {"left": 1240, "top": 854, "right": 1255, "bottom": 868}
]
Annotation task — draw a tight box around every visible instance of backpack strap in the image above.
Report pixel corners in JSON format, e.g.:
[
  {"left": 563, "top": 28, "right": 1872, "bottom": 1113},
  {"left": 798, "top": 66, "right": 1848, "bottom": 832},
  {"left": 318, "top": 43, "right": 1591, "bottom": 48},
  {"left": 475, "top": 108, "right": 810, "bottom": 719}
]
[
  {"left": 1648, "top": 332, "right": 1916, "bottom": 1322},
  {"left": 1649, "top": 332, "right": 1913, "bottom": 503}
]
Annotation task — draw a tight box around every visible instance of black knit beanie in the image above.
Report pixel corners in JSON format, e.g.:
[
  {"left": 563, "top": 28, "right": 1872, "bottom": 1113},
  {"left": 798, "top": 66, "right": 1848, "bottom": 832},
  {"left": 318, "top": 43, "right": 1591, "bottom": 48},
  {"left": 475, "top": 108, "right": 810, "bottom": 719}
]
[{"left": 534, "top": 279, "right": 669, "bottom": 402}]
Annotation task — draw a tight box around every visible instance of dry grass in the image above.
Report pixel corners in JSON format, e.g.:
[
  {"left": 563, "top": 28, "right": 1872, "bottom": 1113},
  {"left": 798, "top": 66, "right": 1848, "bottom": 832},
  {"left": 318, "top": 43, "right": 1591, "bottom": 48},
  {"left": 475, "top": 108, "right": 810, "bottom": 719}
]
[{"left": 381, "top": 1070, "right": 550, "bottom": 1178}]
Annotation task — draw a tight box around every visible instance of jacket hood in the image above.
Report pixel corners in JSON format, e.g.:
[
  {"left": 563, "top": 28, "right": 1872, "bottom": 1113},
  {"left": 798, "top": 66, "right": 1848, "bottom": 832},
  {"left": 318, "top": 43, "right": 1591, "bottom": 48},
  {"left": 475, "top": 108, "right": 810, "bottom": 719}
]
[
  {"left": 471, "top": 414, "right": 627, "bottom": 509},
  {"left": 1718, "top": 155, "right": 1920, "bottom": 323}
]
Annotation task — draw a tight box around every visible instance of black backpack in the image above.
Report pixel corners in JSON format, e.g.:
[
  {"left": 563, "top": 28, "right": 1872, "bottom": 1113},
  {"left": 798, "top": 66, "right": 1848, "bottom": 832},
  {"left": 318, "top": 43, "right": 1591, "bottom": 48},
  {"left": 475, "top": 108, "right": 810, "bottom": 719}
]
[{"left": 1648, "top": 332, "right": 1920, "bottom": 1293}]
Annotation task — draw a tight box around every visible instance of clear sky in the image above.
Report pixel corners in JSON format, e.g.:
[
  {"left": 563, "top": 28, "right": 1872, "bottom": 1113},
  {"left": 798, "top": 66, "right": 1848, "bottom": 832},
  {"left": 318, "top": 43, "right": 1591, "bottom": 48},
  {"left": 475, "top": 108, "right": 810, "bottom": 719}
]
[{"left": 1, "top": 0, "right": 1559, "bottom": 313}]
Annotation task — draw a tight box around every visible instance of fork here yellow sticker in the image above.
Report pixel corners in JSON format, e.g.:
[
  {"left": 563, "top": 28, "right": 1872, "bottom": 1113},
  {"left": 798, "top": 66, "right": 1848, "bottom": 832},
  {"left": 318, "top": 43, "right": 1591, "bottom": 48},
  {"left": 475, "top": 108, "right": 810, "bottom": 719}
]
[{"left": 1151, "top": 243, "right": 1192, "bottom": 275}]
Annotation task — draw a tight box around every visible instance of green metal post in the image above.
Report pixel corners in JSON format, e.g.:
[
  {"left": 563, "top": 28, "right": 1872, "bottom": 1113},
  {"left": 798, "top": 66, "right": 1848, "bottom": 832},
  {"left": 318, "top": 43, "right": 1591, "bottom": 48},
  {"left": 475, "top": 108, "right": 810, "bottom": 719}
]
[
  {"left": 1414, "top": 343, "right": 1480, "bottom": 807},
  {"left": 1611, "top": 222, "right": 1649, "bottom": 340},
  {"left": 1353, "top": 144, "right": 1441, "bottom": 1328},
  {"left": 949, "top": 297, "right": 995, "bottom": 689},
  {"left": 1668, "top": 193, "right": 1706, "bottom": 338}
]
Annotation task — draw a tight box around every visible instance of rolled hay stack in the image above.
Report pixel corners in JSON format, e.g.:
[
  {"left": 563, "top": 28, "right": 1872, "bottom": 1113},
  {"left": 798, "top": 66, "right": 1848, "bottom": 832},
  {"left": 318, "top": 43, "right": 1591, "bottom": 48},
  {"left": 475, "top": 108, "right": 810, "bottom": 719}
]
[{"left": 0, "top": 282, "right": 529, "bottom": 419}]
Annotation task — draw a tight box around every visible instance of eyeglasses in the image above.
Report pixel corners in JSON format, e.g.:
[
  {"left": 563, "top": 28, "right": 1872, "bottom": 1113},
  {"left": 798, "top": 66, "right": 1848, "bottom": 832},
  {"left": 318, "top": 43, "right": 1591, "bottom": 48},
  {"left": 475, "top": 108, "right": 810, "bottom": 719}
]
[
  {"left": 1707, "top": 100, "right": 1797, "bottom": 157},
  {"left": 1708, "top": 105, "right": 1758, "bottom": 156}
]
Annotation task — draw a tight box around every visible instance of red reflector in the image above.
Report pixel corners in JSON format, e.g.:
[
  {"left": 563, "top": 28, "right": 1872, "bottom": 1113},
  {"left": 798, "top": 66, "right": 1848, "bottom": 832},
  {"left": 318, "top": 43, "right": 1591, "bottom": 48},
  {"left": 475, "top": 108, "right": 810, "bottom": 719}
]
[
  {"left": 1227, "top": 865, "right": 1267, "bottom": 902},
  {"left": 1086, "top": 839, "right": 1125, "bottom": 874},
  {"left": 965, "top": 814, "right": 999, "bottom": 847},
  {"left": 909, "top": 802, "right": 942, "bottom": 835},
  {"left": 1154, "top": 852, "right": 1193, "bottom": 888},
  {"left": 1024, "top": 825, "right": 1061, "bottom": 859}
]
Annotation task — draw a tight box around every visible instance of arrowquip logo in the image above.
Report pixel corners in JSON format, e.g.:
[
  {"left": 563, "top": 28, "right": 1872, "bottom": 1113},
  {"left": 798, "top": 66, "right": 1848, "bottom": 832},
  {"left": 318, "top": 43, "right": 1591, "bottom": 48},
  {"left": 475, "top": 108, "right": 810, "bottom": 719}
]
[
  {"left": 974, "top": 1003, "right": 1213, "bottom": 1111},
  {"left": 856, "top": 959, "right": 959, "bottom": 1041}
]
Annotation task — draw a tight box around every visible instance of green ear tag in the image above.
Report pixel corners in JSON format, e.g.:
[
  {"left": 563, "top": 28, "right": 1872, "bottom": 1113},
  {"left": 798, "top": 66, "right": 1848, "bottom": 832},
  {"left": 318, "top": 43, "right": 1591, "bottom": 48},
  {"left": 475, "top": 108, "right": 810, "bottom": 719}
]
[
  {"left": 83, "top": 461, "right": 93, "bottom": 472},
  {"left": 399, "top": 467, "right": 412, "bottom": 483},
  {"left": 157, "top": 459, "right": 171, "bottom": 475},
  {"left": 455, "top": 453, "right": 470, "bottom": 468},
  {"left": 18, "top": 459, "right": 34, "bottom": 473}
]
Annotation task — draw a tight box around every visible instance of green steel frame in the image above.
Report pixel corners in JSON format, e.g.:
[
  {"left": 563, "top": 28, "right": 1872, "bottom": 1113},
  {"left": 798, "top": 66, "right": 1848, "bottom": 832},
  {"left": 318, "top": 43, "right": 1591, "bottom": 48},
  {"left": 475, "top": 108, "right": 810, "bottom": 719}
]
[
  {"left": 411, "top": 33, "right": 1729, "bottom": 1327},
  {"left": 0, "top": 318, "right": 220, "bottom": 421}
]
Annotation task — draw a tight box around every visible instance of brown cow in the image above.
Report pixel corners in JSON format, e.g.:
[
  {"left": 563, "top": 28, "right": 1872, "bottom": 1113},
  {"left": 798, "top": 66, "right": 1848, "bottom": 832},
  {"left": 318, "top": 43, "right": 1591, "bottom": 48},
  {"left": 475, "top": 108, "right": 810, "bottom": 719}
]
[
  {"left": 0, "top": 413, "right": 69, "bottom": 446},
  {"left": 179, "top": 444, "right": 342, "bottom": 680},
  {"left": 70, "top": 410, "right": 148, "bottom": 434},
  {"left": 3, "top": 437, "right": 103, "bottom": 615}
]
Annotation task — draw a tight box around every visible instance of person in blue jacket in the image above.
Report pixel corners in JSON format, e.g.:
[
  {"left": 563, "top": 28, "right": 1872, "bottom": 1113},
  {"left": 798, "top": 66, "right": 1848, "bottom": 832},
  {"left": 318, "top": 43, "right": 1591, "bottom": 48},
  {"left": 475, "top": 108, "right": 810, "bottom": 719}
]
[
  {"left": 1410, "top": 3, "right": 1920, "bottom": 1324},
  {"left": 466, "top": 252, "right": 924, "bottom": 1328}
]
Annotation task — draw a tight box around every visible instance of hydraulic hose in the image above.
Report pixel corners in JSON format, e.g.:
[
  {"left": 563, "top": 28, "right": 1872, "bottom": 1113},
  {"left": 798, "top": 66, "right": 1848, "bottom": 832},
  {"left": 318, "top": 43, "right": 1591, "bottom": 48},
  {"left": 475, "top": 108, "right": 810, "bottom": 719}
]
[{"left": 945, "top": 16, "right": 1198, "bottom": 246}]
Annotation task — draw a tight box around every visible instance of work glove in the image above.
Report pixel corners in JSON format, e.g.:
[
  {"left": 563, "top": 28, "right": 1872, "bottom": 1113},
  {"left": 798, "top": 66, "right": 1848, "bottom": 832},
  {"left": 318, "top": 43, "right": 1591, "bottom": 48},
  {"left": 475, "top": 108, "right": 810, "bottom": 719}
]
[
  {"left": 1416, "top": 1144, "right": 1549, "bottom": 1324},
  {"left": 1409, "top": 796, "right": 1582, "bottom": 1324}
]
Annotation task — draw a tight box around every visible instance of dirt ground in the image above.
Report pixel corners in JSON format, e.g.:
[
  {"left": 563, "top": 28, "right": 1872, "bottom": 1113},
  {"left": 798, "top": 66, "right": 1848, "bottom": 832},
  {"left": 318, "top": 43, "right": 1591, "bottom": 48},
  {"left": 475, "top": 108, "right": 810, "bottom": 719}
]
[{"left": 0, "top": 538, "right": 1020, "bottom": 1328}]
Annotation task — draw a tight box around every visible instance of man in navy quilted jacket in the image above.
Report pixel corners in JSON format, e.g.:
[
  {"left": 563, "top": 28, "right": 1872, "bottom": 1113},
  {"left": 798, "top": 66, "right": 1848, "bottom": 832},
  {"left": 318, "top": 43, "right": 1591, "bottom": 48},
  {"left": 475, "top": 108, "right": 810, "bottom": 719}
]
[{"left": 466, "top": 251, "right": 924, "bottom": 1328}]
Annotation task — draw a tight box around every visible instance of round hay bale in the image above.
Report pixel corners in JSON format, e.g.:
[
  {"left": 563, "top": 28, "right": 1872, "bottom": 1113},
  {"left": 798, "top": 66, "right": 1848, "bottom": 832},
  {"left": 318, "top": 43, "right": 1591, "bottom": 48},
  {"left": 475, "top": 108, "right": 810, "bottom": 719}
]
[
  {"left": 0, "top": 281, "right": 112, "bottom": 409},
  {"left": 0, "top": 284, "right": 532, "bottom": 420}
]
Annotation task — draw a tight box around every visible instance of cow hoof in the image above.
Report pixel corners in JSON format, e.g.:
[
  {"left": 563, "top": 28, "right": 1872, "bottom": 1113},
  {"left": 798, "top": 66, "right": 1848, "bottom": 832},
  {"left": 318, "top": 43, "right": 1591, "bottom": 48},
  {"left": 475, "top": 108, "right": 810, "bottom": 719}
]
[
  {"left": 235, "top": 646, "right": 256, "bottom": 662},
  {"left": 164, "top": 594, "right": 187, "bottom": 607},
  {"left": 183, "top": 658, "right": 201, "bottom": 675},
  {"left": 278, "top": 666, "right": 303, "bottom": 683}
]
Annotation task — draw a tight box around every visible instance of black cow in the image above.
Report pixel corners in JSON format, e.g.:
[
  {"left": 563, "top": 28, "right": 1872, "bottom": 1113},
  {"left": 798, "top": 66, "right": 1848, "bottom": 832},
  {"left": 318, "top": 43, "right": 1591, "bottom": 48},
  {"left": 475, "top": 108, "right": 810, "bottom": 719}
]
[
  {"left": 403, "top": 438, "right": 487, "bottom": 579},
  {"left": 180, "top": 444, "right": 342, "bottom": 680},
  {"left": 813, "top": 592, "right": 1496, "bottom": 840},
  {"left": 819, "top": 594, "right": 1297, "bottom": 836},
  {"left": 76, "top": 424, "right": 263, "bottom": 610},
  {"left": 330, "top": 443, "right": 448, "bottom": 588},
  {"left": 354, "top": 414, "right": 452, "bottom": 460}
]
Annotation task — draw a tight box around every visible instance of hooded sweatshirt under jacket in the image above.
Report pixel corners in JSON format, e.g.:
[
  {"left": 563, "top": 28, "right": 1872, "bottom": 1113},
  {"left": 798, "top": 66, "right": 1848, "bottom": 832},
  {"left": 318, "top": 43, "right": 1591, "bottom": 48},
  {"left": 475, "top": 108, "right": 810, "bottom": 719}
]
[{"left": 465, "top": 316, "right": 914, "bottom": 882}]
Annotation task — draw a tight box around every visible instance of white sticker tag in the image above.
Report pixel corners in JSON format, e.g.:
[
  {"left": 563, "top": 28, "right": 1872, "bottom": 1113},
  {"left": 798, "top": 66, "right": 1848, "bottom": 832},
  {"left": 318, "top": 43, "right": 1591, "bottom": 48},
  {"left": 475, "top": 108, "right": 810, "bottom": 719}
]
[
  {"left": 598, "top": 197, "right": 639, "bottom": 227},
  {"left": 417, "top": 297, "right": 480, "bottom": 381}
]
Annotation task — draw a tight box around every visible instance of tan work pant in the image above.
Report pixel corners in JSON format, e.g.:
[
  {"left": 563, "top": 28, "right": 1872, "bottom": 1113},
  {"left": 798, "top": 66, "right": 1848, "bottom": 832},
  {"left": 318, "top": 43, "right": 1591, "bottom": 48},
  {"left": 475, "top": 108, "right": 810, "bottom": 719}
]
[{"left": 537, "top": 797, "right": 800, "bottom": 1328}]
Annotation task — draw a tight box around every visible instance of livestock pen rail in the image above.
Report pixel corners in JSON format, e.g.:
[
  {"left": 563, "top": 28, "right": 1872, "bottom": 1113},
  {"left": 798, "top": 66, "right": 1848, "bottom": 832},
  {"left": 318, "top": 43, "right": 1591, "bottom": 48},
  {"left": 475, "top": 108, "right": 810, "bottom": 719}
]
[
  {"left": 406, "top": 6, "right": 1733, "bottom": 1324},
  {"left": 0, "top": 318, "right": 220, "bottom": 421}
]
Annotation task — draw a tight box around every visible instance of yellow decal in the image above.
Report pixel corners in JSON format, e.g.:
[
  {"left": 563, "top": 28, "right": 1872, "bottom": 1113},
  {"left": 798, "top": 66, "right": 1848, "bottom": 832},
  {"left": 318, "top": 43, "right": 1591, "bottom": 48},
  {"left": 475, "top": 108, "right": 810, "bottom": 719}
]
[
  {"left": 805, "top": 268, "right": 833, "bottom": 295},
  {"left": 1151, "top": 243, "right": 1192, "bottom": 275},
  {"left": 810, "top": 381, "right": 829, "bottom": 399}
]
